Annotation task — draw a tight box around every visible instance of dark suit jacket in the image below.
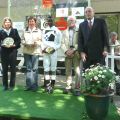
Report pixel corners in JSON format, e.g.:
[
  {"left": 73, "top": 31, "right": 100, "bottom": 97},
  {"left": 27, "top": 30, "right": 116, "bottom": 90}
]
[{"left": 78, "top": 18, "right": 109, "bottom": 60}]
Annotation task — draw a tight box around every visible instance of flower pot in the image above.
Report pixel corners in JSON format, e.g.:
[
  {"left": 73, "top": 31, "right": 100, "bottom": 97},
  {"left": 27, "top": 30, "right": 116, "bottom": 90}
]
[{"left": 84, "top": 94, "right": 113, "bottom": 120}]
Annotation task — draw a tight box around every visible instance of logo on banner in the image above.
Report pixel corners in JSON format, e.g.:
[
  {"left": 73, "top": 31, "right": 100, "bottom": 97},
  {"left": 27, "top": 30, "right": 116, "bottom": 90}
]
[
  {"left": 55, "top": 17, "right": 67, "bottom": 31},
  {"left": 72, "top": 7, "right": 84, "bottom": 16},
  {"left": 41, "top": 18, "right": 48, "bottom": 30}
]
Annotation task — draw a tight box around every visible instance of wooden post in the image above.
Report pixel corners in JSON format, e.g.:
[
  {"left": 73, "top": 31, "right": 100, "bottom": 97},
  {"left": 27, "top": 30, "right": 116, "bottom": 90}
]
[{"left": 117, "top": 14, "right": 120, "bottom": 39}]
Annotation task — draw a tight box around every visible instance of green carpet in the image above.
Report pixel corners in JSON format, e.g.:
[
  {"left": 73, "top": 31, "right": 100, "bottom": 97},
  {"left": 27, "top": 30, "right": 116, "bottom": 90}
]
[{"left": 0, "top": 86, "right": 119, "bottom": 120}]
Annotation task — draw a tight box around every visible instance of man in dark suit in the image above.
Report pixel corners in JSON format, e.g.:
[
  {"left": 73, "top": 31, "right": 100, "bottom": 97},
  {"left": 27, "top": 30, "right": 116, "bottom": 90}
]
[{"left": 78, "top": 7, "right": 109, "bottom": 69}]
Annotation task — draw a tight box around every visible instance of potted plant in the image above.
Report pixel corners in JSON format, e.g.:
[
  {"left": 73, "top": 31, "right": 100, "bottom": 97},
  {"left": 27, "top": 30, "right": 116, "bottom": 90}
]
[{"left": 82, "top": 64, "right": 116, "bottom": 120}]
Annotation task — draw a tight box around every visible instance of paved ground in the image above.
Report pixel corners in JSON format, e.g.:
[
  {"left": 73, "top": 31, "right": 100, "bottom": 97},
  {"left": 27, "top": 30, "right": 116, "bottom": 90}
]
[
  {"left": 0, "top": 71, "right": 120, "bottom": 115},
  {"left": 114, "top": 96, "right": 120, "bottom": 114}
]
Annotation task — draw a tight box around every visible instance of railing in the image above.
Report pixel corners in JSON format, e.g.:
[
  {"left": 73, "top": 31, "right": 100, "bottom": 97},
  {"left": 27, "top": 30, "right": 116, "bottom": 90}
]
[
  {"left": 17, "top": 54, "right": 65, "bottom": 70},
  {"left": 105, "top": 44, "right": 120, "bottom": 72}
]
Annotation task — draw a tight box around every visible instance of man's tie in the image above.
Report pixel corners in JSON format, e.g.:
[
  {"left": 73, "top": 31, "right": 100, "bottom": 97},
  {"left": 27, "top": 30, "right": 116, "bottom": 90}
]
[{"left": 88, "top": 20, "right": 92, "bottom": 29}]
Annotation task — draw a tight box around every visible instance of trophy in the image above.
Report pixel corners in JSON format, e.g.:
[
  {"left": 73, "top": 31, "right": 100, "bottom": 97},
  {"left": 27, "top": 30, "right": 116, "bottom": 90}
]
[
  {"left": 45, "top": 47, "right": 55, "bottom": 54},
  {"left": 2, "top": 37, "right": 14, "bottom": 47}
]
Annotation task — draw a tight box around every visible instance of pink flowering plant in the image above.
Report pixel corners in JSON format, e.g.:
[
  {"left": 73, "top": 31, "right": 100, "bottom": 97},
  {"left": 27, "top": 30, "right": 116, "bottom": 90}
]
[{"left": 82, "top": 64, "right": 116, "bottom": 95}]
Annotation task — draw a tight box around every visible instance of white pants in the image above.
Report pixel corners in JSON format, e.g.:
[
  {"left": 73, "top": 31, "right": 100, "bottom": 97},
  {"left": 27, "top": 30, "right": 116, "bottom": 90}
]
[
  {"left": 43, "top": 51, "right": 57, "bottom": 72},
  {"left": 43, "top": 51, "right": 57, "bottom": 80}
]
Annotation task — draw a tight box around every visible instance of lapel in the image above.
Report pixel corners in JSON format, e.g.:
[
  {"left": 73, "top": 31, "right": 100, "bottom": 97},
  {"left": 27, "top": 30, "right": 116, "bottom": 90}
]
[
  {"left": 90, "top": 18, "right": 97, "bottom": 32},
  {"left": 83, "top": 20, "right": 90, "bottom": 40},
  {"left": 82, "top": 19, "right": 97, "bottom": 41},
  {"left": 64, "top": 29, "right": 70, "bottom": 47},
  {"left": 9, "top": 28, "right": 14, "bottom": 36},
  {"left": 1, "top": 29, "right": 8, "bottom": 37},
  {"left": 66, "top": 28, "right": 76, "bottom": 47},
  {"left": 72, "top": 28, "right": 77, "bottom": 46}
]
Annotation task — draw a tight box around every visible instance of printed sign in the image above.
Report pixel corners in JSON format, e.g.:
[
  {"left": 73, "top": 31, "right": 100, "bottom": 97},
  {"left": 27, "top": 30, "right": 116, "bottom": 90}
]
[
  {"left": 56, "top": 8, "right": 68, "bottom": 17},
  {"left": 13, "top": 22, "right": 24, "bottom": 30},
  {"left": 72, "top": 7, "right": 84, "bottom": 16}
]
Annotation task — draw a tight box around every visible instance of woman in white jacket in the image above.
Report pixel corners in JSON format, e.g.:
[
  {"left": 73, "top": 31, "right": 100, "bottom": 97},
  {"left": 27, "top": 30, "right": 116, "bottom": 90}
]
[{"left": 22, "top": 16, "right": 42, "bottom": 91}]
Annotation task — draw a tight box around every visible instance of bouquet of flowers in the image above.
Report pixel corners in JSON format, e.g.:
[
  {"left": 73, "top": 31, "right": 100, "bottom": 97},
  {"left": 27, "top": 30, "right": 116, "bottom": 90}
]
[{"left": 82, "top": 64, "right": 116, "bottom": 95}]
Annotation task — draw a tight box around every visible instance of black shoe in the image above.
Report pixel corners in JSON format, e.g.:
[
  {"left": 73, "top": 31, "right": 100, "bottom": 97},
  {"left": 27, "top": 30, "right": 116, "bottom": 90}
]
[
  {"left": 63, "top": 89, "right": 71, "bottom": 94},
  {"left": 49, "top": 87, "right": 53, "bottom": 94},
  {"left": 73, "top": 90, "right": 81, "bottom": 96},
  {"left": 9, "top": 87, "right": 14, "bottom": 91},
  {"left": 116, "top": 92, "right": 120, "bottom": 96},
  {"left": 31, "top": 88, "right": 38, "bottom": 92},
  {"left": 3, "top": 87, "right": 8, "bottom": 91},
  {"left": 41, "top": 85, "right": 45, "bottom": 88},
  {"left": 24, "top": 87, "right": 31, "bottom": 91},
  {"left": 45, "top": 86, "right": 53, "bottom": 94},
  {"left": 51, "top": 80, "right": 55, "bottom": 88}
]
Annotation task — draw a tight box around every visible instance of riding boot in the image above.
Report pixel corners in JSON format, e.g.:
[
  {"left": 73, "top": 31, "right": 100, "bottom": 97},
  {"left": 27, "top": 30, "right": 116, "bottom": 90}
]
[
  {"left": 50, "top": 71, "right": 56, "bottom": 93},
  {"left": 44, "top": 71, "right": 51, "bottom": 93},
  {"left": 51, "top": 80, "right": 55, "bottom": 88},
  {"left": 44, "top": 80, "right": 51, "bottom": 93}
]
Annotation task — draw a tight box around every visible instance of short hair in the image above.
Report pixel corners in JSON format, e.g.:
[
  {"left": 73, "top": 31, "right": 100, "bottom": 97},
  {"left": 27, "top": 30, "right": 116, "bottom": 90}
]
[
  {"left": 85, "top": 6, "right": 94, "bottom": 12},
  {"left": 2, "top": 17, "right": 12, "bottom": 28},
  {"left": 47, "top": 16, "right": 53, "bottom": 22},
  {"left": 109, "top": 32, "right": 118, "bottom": 38},
  {"left": 27, "top": 16, "right": 37, "bottom": 23}
]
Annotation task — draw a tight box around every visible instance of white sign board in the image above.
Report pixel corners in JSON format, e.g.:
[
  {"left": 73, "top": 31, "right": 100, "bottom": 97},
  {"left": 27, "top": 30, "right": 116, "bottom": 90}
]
[
  {"left": 13, "top": 22, "right": 24, "bottom": 30},
  {"left": 41, "top": 18, "right": 48, "bottom": 30},
  {"left": 72, "top": 7, "right": 84, "bottom": 16},
  {"left": 56, "top": 8, "right": 68, "bottom": 17}
]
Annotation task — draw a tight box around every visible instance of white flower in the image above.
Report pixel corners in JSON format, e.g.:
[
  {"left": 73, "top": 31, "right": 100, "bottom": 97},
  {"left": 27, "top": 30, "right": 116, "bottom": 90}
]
[
  {"left": 103, "top": 70, "right": 107, "bottom": 72},
  {"left": 102, "top": 75, "right": 105, "bottom": 78},
  {"left": 97, "top": 81, "right": 100, "bottom": 83},
  {"left": 82, "top": 73, "right": 84, "bottom": 77},
  {"left": 94, "top": 76, "right": 98, "bottom": 80},
  {"left": 90, "top": 65, "right": 94, "bottom": 68},
  {"left": 98, "top": 74, "right": 101, "bottom": 77},
  {"left": 85, "top": 68, "right": 89, "bottom": 72},
  {"left": 99, "top": 71, "right": 102, "bottom": 74},
  {"left": 89, "top": 72, "right": 92, "bottom": 75},
  {"left": 83, "top": 64, "right": 116, "bottom": 94}
]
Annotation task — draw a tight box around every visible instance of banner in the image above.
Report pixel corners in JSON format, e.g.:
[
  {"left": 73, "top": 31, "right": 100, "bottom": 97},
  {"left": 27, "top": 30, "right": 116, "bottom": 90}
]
[
  {"left": 55, "top": 17, "right": 67, "bottom": 31},
  {"left": 13, "top": 22, "right": 24, "bottom": 30},
  {"left": 42, "top": 0, "right": 53, "bottom": 8}
]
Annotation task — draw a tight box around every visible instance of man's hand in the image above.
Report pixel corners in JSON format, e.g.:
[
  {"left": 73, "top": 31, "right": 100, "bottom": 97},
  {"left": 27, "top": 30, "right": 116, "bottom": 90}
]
[
  {"left": 102, "top": 51, "right": 108, "bottom": 57},
  {"left": 42, "top": 47, "right": 55, "bottom": 54},
  {"left": 65, "top": 49, "right": 75, "bottom": 58},
  {"left": 81, "top": 52, "right": 87, "bottom": 62},
  {"left": 2, "top": 44, "right": 16, "bottom": 48},
  {"left": 42, "top": 48, "right": 47, "bottom": 53}
]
